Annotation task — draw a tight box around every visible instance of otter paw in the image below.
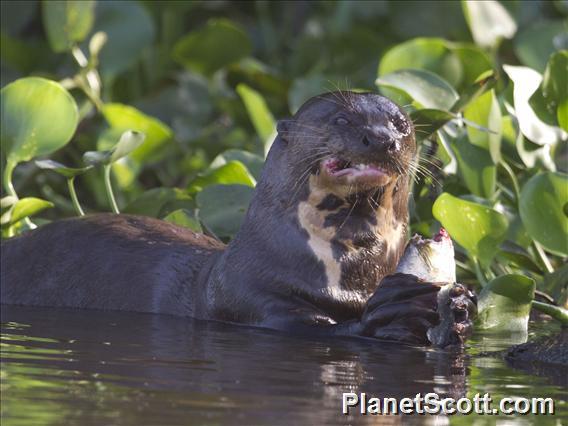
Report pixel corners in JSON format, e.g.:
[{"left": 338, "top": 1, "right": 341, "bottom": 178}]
[
  {"left": 434, "top": 283, "right": 477, "bottom": 346},
  {"left": 360, "top": 273, "right": 443, "bottom": 345}
]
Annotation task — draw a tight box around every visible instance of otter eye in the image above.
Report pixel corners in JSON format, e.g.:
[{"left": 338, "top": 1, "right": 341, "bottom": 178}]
[{"left": 334, "top": 117, "right": 350, "bottom": 126}]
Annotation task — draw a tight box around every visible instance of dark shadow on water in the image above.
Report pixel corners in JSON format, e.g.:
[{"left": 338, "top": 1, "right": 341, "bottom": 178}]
[{"left": 1, "top": 305, "right": 566, "bottom": 425}]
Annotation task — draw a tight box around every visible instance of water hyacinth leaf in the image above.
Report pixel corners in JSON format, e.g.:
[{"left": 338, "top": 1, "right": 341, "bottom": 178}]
[
  {"left": 188, "top": 161, "right": 256, "bottom": 194},
  {"left": 236, "top": 84, "right": 276, "bottom": 150},
  {"left": 90, "top": 0, "right": 155, "bottom": 76},
  {"left": 109, "top": 131, "right": 146, "bottom": 163},
  {"left": 462, "top": 0, "right": 516, "bottom": 48},
  {"left": 1, "top": 197, "right": 53, "bottom": 227},
  {"left": 503, "top": 65, "right": 566, "bottom": 145},
  {"left": 477, "top": 274, "right": 535, "bottom": 333},
  {"left": 102, "top": 104, "right": 172, "bottom": 162},
  {"left": 173, "top": 19, "right": 252, "bottom": 75},
  {"left": 226, "top": 58, "right": 290, "bottom": 99},
  {"left": 35, "top": 159, "right": 92, "bottom": 178},
  {"left": 542, "top": 263, "right": 568, "bottom": 304},
  {"left": 83, "top": 131, "right": 145, "bottom": 167},
  {"left": 519, "top": 172, "right": 568, "bottom": 256},
  {"left": 409, "top": 109, "right": 455, "bottom": 140},
  {"left": 0, "top": 196, "right": 18, "bottom": 210},
  {"left": 559, "top": 102, "right": 568, "bottom": 133},
  {"left": 514, "top": 20, "right": 567, "bottom": 73},
  {"left": 498, "top": 241, "right": 542, "bottom": 274},
  {"left": 436, "top": 130, "right": 458, "bottom": 174},
  {"left": 378, "top": 37, "right": 463, "bottom": 87},
  {"left": 433, "top": 193, "right": 508, "bottom": 266},
  {"left": 1, "top": 77, "right": 79, "bottom": 182},
  {"left": 42, "top": 0, "right": 94, "bottom": 52},
  {"left": 451, "top": 135, "right": 496, "bottom": 198},
  {"left": 288, "top": 75, "right": 328, "bottom": 114},
  {"left": 530, "top": 51, "right": 568, "bottom": 130},
  {"left": 450, "top": 43, "right": 493, "bottom": 88},
  {"left": 210, "top": 149, "right": 265, "bottom": 180},
  {"left": 450, "top": 72, "right": 496, "bottom": 114},
  {"left": 123, "top": 188, "right": 193, "bottom": 218},
  {"left": 376, "top": 69, "right": 458, "bottom": 111},
  {"left": 463, "top": 89, "right": 502, "bottom": 163},
  {"left": 164, "top": 209, "right": 202, "bottom": 233},
  {"left": 197, "top": 184, "right": 254, "bottom": 239}
]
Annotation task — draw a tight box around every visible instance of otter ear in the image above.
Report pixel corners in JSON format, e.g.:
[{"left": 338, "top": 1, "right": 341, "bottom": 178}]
[
  {"left": 276, "top": 118, "right": 293, "bottom": 137},
  {"left": 277, "top": 119, "right": 293, "bottom": 144}
]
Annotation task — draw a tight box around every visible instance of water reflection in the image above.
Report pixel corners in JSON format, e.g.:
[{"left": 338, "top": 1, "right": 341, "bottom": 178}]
[{"left": 1, "top": 306, "right": 566, "bottom": 425}]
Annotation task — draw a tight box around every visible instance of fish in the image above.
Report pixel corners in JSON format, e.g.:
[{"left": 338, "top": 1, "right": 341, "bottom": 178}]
[{"left": 396, "top": 228, "right": 469, "bottom": 347}]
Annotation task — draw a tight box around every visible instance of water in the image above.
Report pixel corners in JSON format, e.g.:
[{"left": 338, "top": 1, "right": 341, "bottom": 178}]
[{"left": 1, "top": 305, "right": 566, "bottom": 425}]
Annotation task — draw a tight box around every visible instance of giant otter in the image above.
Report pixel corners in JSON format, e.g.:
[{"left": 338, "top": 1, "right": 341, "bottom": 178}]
[{"left": 1, "top": 92, "right": 476, "bottom": 345}]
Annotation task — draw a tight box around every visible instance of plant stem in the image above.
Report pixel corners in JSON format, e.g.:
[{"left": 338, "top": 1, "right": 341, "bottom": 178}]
[
  {"left": 3, "top": 161, "right": 36, "bottom": 230},
  {"left": 532, "top": 301, "right": 568, "bottom": 326},
  {"left": 103, "top": 165, "right": 120, "bottom": 214},
  {"left": 3, "top": 161, "right": 17, "bottom": 197},
  {"left": 67, "top": 177, "right": 85, "bottom": 216},
  {"left": 533, "top": 241, "right": 554, "bottom": 274},
  {"left": 473, "top": 258, "right": 488, "bottom": 287},
  {"left": 499, "top": 160, "right": 521, "bottom": 202}
]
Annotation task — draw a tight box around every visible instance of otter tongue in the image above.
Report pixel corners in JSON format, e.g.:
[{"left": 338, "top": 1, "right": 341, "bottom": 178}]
[{"left": 332, "top": 163, "right": 386, "bottom": 178}]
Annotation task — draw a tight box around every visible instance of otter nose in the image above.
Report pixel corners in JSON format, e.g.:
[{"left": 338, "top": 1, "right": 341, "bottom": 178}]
[{"left": 361, "top": 129, "right": 399, "bottom": 153}]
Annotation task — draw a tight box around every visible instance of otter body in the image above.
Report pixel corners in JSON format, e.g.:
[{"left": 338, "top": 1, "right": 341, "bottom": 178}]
[{"left": 1, "top": 92, "right": 475, "bottom": 345}]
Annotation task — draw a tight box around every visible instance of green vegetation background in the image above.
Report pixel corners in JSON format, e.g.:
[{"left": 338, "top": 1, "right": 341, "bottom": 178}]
[{"left": 1, "top": 1, "right": 567, "bottom": 327}]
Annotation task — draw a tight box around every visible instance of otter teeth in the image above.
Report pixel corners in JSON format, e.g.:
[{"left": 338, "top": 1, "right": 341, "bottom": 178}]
[{"left": 354, "top": 164, "right": 368, "bottom": 170}]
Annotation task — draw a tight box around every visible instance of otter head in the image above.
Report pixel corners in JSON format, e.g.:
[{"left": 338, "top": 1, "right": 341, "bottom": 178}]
[
  {"left": 249, "top": 92, "right": 417, "bottom": 297},
  {"left": 277, "top": 91, "right": 416, "bottom": 198}
]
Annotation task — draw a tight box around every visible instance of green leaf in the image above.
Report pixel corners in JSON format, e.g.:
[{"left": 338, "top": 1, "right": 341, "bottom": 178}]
[
  {"left": 432, "top": 193, "right": 508, "bottom": 266},
  {"left": 42, "top": 0, "right": 94, "bottom": 53},
  {"left": 498, "top": 241, "right": 542, "bottom": 274},
  {"left": 1, "top": 196, "right": 18, "bottom": 213},
  {"left": 196, "top": 184, "right": 254, "bottom": 239},
  {"left": 83, "top": 130, "right": 145, "bottom": 167},
  {"left": 188, "top": 161, "right": 256, "bottom": 194},
  {"left": 477, "top": 274, "right": 535, "bottom": 333},
  {"left": 519, "top": 172, "right": 568, "bottom": 256},
  {"left": 102, "top": 104, "right": 172, "bottom": 162},
  {"left": 123, "top": 188, "right": 194, "bottom": 218},
  {"left": 463, "top": 89, "right": 502, "bottom": 163},
  {"left": 109, "top": 130, "right": 146, "bottom": 163},
  {"left": 514, "top": 20, "right": 567, "bottom": 73},
  {"left": 210, "top": 149, "right": 265, "bottom": 180},
  {"left": 409, "top": 109, "right": 455, "bottom": 140},
  {"left": 379, "top": 37, "right": 463, "bottom": 87},
  {"left": 503, "top": 65, "right": 566, "bottom": 145},
  {"left": 35, "top": 159, "right": 92, "bottom": 178},
  {"left": 450, "top": 72, "right": 496, "bottom": 113},
  {"left": 451, "top": 135, "right": 496, "bottom": 198},
  {"left": 90, "top": 0, "right": 155, "bottom": 76},
  {"left": 236, "top": 84, "right": 276, "bottom": 152},
  {"left": 541, "top": 263, "right": 568, "bottom": 304},
  {"left": 1, "top": 77, "right": 79, "bottom": 166},
  {"left": 462, "top": 0, "right": 516, "bottom": 48},
  {"left": 173, "top": 19, "right": 252, "bottom": 75},
  {"left": 163, "top": 209, "right": 202, "bottom": 233},
  {"left": 288, "top": 75, "right": 328, "bottom": 115},
  {"left": 1, "top": 197, "right": 53, "bottom": 227},
  {"left": 376, "top": 69, "right": 458, "bottom": 111},
  {"left": 450, "top": 43, "right": 493, "bottom": 88},
  {"left": 530, "top": 50, "right": 568, "bottom": 129}
]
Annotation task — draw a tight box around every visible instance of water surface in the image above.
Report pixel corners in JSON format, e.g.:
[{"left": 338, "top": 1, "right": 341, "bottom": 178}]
[{"left": 1, "top": 305, "right": 566, "bottom": 425}]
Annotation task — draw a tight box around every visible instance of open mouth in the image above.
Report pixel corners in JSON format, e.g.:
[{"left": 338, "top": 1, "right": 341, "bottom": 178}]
[{"left": 321, "top": 158, "right": 389, "bottom": 183}]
